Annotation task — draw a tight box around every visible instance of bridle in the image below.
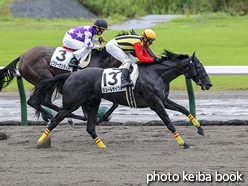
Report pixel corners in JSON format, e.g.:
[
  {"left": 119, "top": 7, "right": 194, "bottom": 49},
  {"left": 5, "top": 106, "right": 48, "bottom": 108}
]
[{"left": 185, "top": 60, "right": 198, "bottom": 79}]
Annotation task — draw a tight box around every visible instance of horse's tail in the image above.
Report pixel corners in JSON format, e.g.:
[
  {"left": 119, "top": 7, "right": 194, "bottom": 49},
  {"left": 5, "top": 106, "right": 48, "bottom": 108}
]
[
  {"left": 0, "top": 57, "right": 20, "bottom": 91},
  {"left": 30, "top": 73, "right": 71, "bottom": 116}
]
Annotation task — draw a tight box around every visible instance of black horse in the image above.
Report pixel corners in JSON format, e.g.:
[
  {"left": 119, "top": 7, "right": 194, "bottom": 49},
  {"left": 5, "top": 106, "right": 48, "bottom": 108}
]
[{"left": 31, "top": 50, "right": 212, "bottom": 149}]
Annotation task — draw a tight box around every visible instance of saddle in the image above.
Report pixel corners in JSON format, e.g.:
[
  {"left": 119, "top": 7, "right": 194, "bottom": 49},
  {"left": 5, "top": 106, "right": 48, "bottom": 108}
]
[{"left": 50, "top": 46, "right": 92, "bottom": 71}]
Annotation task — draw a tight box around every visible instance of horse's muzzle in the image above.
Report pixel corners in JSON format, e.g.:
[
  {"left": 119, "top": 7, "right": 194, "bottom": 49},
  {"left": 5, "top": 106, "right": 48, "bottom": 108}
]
[{"left": 201, "top": 83, "right": 213, "bottom": 90}]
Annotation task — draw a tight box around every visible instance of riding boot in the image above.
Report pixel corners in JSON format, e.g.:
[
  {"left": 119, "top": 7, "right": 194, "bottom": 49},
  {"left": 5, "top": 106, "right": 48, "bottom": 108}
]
[
  {"left": 121, "top": 68, "right": 134, "bottom": 88},
  {"left": 68, "top": 57, "right": 79, "bottom": 71}
]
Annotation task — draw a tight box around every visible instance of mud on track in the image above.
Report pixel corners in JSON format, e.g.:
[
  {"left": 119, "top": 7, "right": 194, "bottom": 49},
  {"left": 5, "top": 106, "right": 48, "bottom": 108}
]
[{"left": 0, "top": 125, "right": 247, "bottom": 186}]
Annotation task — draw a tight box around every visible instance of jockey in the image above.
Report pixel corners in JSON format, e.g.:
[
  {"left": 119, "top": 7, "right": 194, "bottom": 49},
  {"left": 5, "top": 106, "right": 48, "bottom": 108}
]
[
  {"left": 106, "top": 29, "right": 161, "bottom": 88},
  {"left": 63, "top": 19, "right": 108, "bottom": 69}
]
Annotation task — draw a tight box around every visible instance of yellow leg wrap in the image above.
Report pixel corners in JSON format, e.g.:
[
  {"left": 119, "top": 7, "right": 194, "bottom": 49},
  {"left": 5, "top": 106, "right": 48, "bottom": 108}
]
[
  {"left": 188, "top": 114, "right": 200, "bottom": 128},
  {"left": 173, "top": 132, "right": 184, "bottom": 146},
  {"left": 94, "top": 137, "right": 106, "bottom": 148},
  {"left": 38, "top": 128, "right": 50, "bottom": 144}
]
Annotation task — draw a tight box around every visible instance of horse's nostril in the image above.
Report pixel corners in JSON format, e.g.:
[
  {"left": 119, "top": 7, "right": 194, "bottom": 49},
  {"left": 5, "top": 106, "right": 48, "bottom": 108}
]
[{"left": 208, "top": 84, "right": 213, "bottom": 88}]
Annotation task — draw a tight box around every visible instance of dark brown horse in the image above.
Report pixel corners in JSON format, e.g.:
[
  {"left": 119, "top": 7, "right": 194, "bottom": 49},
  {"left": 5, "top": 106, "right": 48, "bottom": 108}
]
[{"left": 31, "top": 50, "right": 212, "bottom": 149}]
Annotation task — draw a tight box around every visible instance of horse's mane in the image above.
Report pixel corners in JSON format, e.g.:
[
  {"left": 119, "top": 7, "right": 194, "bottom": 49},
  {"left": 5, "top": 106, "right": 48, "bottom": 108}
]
[
  {"left": 161, "top": 50, "right": 189, "bottom": 61},
  {"left": 116, "top": 31, "right": 130, "bottom": 37}
]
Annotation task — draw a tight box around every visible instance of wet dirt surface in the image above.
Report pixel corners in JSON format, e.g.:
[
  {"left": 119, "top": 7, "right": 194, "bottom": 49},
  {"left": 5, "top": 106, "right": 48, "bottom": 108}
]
[{"left": 0, "top": 125, "right": 247, "bottom": 186}]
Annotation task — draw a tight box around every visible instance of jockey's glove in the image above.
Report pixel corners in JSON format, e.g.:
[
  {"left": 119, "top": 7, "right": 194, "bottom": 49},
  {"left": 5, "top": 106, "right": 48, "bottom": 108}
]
[{"left": 153, "top": 57, "right": 162, "bottom": 63}]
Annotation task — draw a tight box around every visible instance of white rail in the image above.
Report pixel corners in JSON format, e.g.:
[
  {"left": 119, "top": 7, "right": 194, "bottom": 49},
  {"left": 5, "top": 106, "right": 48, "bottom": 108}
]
[{"left": 205, "top": 66, "right": 248, "bottom": 75}]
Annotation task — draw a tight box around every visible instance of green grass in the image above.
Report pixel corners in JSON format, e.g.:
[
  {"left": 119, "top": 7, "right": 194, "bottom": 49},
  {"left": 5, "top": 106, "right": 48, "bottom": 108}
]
[{"left": 0, "top": 14, "right": 248, "bottom": 91}]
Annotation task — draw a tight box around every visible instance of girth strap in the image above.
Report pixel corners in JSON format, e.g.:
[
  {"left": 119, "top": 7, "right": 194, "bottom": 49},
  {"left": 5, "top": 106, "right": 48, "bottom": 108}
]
[{"left": 125, "top": 86, "right": 137, "bottom": 108}]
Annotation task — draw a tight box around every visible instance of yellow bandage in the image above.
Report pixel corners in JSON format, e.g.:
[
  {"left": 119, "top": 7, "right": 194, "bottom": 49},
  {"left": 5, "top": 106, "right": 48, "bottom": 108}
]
[
  {"left": 173, "top": 132, "right": 184, "bottom": 146},
  {"left": 38, "top": 128, "right": 50, "bottom": 144},
  {"left": 94, "top": 137, "right": 106, "bottom": 148},
  {"left": 188, "top": 114, "right": 200, "bottom": 128}
]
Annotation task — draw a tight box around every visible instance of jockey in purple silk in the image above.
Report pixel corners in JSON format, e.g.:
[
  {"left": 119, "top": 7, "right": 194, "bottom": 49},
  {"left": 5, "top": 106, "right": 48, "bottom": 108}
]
[{"left": 63, "top": 19, "right": 108, "bottom": 69}]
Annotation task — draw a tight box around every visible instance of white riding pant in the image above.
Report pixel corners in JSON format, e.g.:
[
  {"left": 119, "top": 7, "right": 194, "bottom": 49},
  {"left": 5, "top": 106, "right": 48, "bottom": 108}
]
[
  {"left": 63, "top": 33, "right": 90, "bottom": 62},
  {"left": 106, "top": 38, "right": 135, "bottom": 69}
]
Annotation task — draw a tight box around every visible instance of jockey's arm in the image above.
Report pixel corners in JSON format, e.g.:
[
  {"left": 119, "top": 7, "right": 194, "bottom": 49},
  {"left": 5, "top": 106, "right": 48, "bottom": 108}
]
[
  {"left": 84, "top": 31, "right": 100, "bottom": 49},
  {"left": 133, "top": 42, "right": 155, "bottom": 63},
  {"left": 142, "top": 47, "right": 151, "bottom": 57},
  {"left": 92, "top": 37, "right": 99, "bottom": 43}
]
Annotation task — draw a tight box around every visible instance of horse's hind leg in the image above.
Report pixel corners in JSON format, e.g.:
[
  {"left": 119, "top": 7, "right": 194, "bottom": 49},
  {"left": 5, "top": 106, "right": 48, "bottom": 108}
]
[
  {"left": 38, "top": 102, "right": 82, "bottom": 144},
  {"left": 29, "top": 87, "right": 87, "bottom": 121},
  {"left": 43, "top": 89, "right": 88, "bottom": 121},
  {"left": 163, "top": 98, "right": 204, "bottom": 136},
  {"left": 83, "top": 99, "right": 106, "bottom": 148}
]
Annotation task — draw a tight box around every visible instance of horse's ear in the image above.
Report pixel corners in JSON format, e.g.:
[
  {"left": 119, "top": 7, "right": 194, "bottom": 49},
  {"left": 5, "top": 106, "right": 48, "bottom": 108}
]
[
  {"left": 130, "top": 29, "right": 138, "bottom": 35},
  {"left": 193, "top": 51, "right": 196, "bottom": 58},
  {"left": 192, "top": 51, "right": 196, "bottom": 62}
]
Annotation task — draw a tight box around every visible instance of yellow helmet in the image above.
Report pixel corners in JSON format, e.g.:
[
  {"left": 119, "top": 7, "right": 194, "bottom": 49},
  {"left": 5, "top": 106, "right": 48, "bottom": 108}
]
[{"left": 141, "top": 29, "right": 156, "bottom": 40}]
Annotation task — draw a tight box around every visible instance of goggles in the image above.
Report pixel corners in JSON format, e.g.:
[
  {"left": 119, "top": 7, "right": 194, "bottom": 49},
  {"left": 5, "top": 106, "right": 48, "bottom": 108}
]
[
  {"left": 101, "top": 30, "right": 106, "bottom": 35},
  {"left": 97, "top": 28, "right": 106, "bottom": 35},
  {"left": 147, "top": 39, "right": 154, "bottom": 44}
]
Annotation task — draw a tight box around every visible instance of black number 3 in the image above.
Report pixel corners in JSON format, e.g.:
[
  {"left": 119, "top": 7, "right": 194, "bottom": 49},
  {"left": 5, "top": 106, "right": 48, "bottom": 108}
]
[{"left": 56, "top": 50, "right": 66, "bottom": 61}]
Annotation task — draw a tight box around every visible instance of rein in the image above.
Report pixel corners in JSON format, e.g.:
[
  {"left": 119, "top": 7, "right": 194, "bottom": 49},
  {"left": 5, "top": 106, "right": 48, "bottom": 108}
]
[
  {"left": 159, "top": 57, "right": 202, "bottom": 80},
  {"left": 159, "top": 60, "right": 189, "bottom": 77},
  {"left": 159, "top": 62, "right": 184, "bottom": 74}
]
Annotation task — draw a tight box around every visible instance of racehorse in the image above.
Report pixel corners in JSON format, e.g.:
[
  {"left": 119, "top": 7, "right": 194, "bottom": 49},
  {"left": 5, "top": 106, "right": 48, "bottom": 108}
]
[{"left": 31, "top": 50, "right": 212, "bottom": 149}]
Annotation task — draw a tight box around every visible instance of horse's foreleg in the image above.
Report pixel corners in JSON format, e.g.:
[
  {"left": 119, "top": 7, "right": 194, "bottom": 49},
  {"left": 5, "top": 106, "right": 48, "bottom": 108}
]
[
  {"left": 67, "top": 114, "right": 87, "bottom": 121},
  {"left": 96, "top": 103, "right": 118, "bottom": 125},
  {"left": 187, "top": 114, "right": 204, "bottom": 136},
  {"left": 83, "top": 100, "right": 106, "bottom": 148},
  {"left": 163, "top": 98, "right": 204, "bottom": 136},
  {"left": 151, "top": 101, "right": 190, "bottom": 149}
]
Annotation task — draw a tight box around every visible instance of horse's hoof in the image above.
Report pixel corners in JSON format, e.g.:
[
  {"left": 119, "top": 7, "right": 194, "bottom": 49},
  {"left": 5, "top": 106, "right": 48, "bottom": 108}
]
[
  {"left": 68, "top": 119, "right": 74, "bottom": 127},
  {"left": 198, "top": 127, "right": 205, "bottom": 136},
  {"left": 96, "top": 119, "right": 101, "bottom": 125},
  {"left": 37, "top": 136, "right": 51, "bottom": 149},
  {"left": 183, "top": 143, "right": 191, "bottom": 149}
]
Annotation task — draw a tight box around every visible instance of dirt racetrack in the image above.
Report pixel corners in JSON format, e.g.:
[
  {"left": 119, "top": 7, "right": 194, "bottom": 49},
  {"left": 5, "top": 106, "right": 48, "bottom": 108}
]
[{"left": 0, "top": 125, "right": 247, "bottom": 186}]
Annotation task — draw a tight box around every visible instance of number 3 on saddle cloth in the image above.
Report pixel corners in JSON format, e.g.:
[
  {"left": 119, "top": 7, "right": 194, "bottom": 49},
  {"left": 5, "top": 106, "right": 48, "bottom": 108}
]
[
  {"left": 101, "top": 64, "right": 139, "bottom": 108},
  {"left": 50, "top": 46, "right": 91, "bottom": 71}
]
